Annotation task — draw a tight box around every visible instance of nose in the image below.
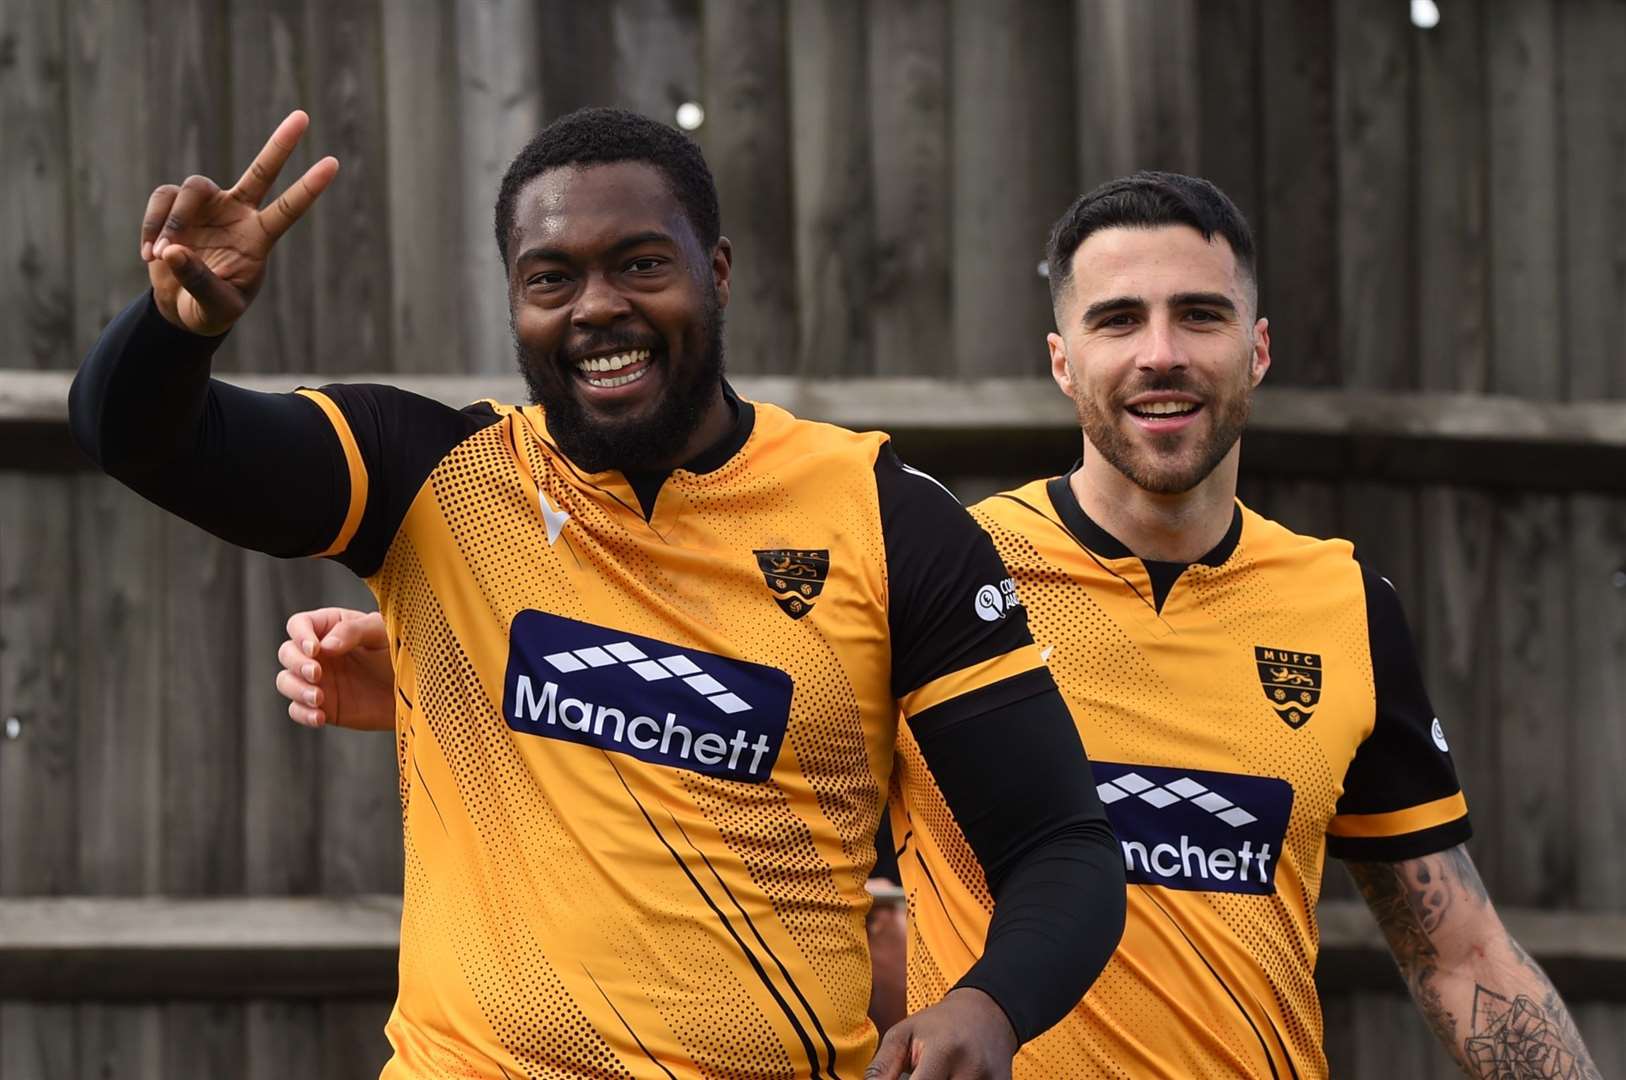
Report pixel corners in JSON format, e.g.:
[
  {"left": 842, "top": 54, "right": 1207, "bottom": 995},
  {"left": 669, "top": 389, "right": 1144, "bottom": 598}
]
[
  {"left": 570, "top": 271, "right": 632, "bottom": 329},
  {"left": 1138, "top": 312, "right": 1187, "bottom": 375}
]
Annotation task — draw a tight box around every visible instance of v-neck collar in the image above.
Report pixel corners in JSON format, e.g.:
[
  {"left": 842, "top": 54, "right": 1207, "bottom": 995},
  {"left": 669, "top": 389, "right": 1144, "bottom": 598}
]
[
  {"left": 622, "top": 381, "right": 755, "bottom": 520},
  {"left": 1045, "top": 465, "right": 1242, "bottom": 613}
]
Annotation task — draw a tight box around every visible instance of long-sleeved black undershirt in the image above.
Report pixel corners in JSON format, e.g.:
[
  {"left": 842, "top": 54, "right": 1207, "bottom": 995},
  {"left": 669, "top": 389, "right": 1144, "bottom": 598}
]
[{"left": 71, "top": 291, "right": 1126, "bottom": 1043}]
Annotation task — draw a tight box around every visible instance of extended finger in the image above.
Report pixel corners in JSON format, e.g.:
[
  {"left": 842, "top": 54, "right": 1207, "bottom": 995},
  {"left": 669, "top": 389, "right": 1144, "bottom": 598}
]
[
  {"left": 321, "top": 611, "right": 386, "bottom": 654},
  {"left": 152, "top": 174, "right": 221, "bottom": 256},
  {"left": 141, "top": 185, "right": 181, "bottom": 261},
  {"left": 231, "top": 109, "right": 310, "bottom": 207},
  {"left": 257, "top": 155, "right": 340, "bottom": 242}
]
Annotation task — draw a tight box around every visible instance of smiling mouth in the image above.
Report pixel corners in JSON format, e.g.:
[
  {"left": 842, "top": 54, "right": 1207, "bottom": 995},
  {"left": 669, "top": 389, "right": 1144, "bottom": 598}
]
[
  {"left": 1127, "top": 400, "right": 1202, "bottom": 419},
  {"left": 573, "top": 348, "right": 653, "bottom": 389}
]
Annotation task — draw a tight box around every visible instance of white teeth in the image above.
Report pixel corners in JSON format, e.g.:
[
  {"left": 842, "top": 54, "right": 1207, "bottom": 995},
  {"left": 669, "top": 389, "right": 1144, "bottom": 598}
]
[
  {"left": 576, "top": 349, "right": 649, "bottom": 375},
  {"left": 585, "top": 365, "right": 650, "bottom": 389},
  {"left": 1133, "top": 401, "right": 1198, "bottom": 416}
]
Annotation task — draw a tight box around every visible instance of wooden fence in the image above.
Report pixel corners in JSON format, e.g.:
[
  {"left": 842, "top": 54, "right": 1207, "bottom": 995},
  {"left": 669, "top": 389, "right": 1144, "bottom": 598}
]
[{"left": 2, "top": 0, "right": 1625, "bottom": 1076}]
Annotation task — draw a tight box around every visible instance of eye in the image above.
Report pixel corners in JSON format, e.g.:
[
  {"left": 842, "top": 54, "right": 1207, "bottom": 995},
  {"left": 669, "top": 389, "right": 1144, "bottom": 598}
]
[
  {"left": 526, "top": 270, "right": 570, "bottom": 289},
  {"left": 1184, "top": 308, "right": 1223, "bottom": 323},
  {"left": 1100, "top": 313, "right": 1138, "bottom": 329},
  {"left": 626, "top": 256, "right": 666, "bottom": 273}
]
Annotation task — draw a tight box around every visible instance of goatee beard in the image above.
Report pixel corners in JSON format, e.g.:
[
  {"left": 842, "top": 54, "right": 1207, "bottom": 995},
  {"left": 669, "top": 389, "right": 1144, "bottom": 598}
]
[
  {"left": 1077, "top": 371, "right": 1251, "bottom": 495},
  {"left": 518, "top": 303, "right": 726, "bottom": 474}
]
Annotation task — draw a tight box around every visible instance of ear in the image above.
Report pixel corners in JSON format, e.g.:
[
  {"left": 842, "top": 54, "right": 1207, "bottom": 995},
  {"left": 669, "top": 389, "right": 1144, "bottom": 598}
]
[
  {"left": 1249, "top": 317, "right": 1271, "bottom": 387},
  {"left": 1048, "top": 332, "right": 1076, "bottom": 398},
  {"left": 712, "top": 236, "right": 733, "bottom": 309}
]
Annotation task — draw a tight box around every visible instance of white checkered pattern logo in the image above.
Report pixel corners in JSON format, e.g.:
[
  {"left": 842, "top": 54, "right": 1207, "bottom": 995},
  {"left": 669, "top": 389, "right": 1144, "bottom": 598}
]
[
  {"left": 541, "top": 641, "right": 752, "bottom": 714},
  {"left": 1096, "top": 772, "right": 1259, "bottom": 828}
]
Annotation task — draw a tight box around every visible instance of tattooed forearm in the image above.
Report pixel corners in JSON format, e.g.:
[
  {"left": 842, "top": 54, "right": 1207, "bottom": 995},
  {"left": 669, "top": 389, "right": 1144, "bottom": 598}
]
[
  {"left": 1463, "top": 984, "right": 1599, "bottom": 1079},
  {"left": 1347, "top": 856, "right": 1456, "bottom": 1039},
  {"left": 1346, "top": 847, "right": 1600, "bottom": 1079}
]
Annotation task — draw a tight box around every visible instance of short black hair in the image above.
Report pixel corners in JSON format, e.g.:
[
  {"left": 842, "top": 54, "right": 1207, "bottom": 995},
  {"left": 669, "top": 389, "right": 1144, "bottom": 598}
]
[
  {"left": 1046, "top": 171, "right": 1257, "bottom": 316},
  {"left": 493, "top": 106, "right": 721, "bottom": 266}
]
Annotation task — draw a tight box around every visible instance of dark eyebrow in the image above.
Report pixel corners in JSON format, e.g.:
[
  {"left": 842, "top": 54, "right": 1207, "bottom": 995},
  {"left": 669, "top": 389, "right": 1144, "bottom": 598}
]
[
  {"left": 1081, "top": 295, "right": 1145, "bottom": 324},
  {"left": 1169, "top": 291, "right": 1237, "bottom": 313},
  {"left": 513, "top": 231, "right": 678, "bottom": 268}
]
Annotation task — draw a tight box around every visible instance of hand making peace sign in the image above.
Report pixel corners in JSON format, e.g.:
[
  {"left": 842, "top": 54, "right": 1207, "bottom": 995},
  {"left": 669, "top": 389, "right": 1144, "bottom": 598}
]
[{"left": 141, "top": 109, "right": 339, "bottom": 336}]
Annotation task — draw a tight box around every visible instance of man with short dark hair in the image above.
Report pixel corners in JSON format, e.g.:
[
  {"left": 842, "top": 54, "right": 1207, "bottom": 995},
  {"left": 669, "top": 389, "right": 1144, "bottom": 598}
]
[
  {"left": 896, "top": 171, "right": 1601, "bottom": 1078},
  {"left": 69, "top": 107, "right": 1126, "bottom": 1079}
]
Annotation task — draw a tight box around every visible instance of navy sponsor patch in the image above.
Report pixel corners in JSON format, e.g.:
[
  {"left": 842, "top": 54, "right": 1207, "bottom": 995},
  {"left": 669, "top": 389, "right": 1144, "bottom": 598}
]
[
  {"left": 503, "top": 610, "right": 794, "bottom": 783},
  {"left": 1093, "top": 761, "right": 1294, "bottom": 896}
]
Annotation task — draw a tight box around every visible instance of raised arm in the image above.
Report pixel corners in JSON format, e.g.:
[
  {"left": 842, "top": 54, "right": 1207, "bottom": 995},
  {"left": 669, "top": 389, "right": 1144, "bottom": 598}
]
[{"left": 1347, "top": 847, "right": 1600, "bottom": 1078}]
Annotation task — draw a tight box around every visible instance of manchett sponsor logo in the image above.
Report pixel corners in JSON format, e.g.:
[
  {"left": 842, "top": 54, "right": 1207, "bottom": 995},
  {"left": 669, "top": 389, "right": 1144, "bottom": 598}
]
[
  {"left": 503, "top": 610, "right": 793, "bottom": 782},
  {"left": 1093, "top": 761, "right": 1295, "bottom": 896}
]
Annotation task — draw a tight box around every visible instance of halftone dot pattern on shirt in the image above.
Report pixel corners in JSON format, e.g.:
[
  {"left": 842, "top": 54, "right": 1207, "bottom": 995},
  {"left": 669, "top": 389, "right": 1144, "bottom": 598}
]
[{"left": 896, "top": 486, "right": 1437, "bottom": 1080}]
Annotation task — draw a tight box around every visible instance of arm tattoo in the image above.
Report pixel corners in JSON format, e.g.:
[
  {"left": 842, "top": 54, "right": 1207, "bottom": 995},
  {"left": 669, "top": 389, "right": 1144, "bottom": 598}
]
[
  {"left": 1347, "top": 848, "right": 1600, "bottom": 1079},
  {"left": 1346, "top": 855, "right": 1456, "bottom": 1038}
]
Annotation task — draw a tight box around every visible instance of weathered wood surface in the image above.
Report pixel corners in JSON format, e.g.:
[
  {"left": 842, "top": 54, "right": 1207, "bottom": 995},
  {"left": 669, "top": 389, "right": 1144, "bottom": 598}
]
[
  {"left": 4, "top": 894, "right": 1623, "bottom": 1001},
  {"left": 4, "top": 2, "right": 1626, "bottom": 1075}
]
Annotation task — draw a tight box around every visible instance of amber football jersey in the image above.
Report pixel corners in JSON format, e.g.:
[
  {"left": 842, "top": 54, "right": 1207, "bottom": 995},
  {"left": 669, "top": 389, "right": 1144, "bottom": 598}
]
[
  {"left": 293, "top": 384, "right": 1051, "bottom": 1080},
  {"left": 894, "top": 474, "right": 1470, "bottom": 1079}
]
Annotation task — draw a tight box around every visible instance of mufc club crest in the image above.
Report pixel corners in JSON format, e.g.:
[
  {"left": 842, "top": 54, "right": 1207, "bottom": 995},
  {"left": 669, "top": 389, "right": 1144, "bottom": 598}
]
[
  {"left": 753, "top": 549, "right": 830, "bottom": 620},
  {"left": 1254, "top": 646, "right": 1322, "bottom": 729}
]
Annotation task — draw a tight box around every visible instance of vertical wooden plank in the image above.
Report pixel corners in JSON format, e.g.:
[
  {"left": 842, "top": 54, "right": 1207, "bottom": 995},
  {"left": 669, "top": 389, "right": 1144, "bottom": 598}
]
[
  {"left": 951, "top": 0, "right": 1076, "bottom": 377},
  {"left": 1075, "top": 0, "right": 1199, "bottom": 191},
  {"left": 1560, "top": 0, "right": 1626, "bottom": 918},
  {"left": 1558, "top": 0, "right": 1626, "bottom": 401},
  {"left": 0, "top": 477, "right": 79, "bottom": 895},
  {"left": 1414, "top": 0, "right": 1488, "bottom": 393},
  {"left": 307, "top": 0, "right": 394, "bottom": 374},
  {"left": 789, "top": 0, "right": 874, "bottom": 376},
  {"left": 537, "top": 0, "right": 614, "bottom": 121},
  {"left": 1334, "top": 0, "right": 1413, "bottom": 390},
  {"left": 867, "top": 0, "right": 951, "bottom": 377},
  {"left": 2, "top": 1004, "right": 78, "bottom": 1078},
  {"left": 382, "top": 1, "right": 467, "bottom": 376},
  {"left": 224, "top": 0, "right": 317, "bottom": 380},
  {"left": 246, "top": 1000, "right": 325, "bottom": 1080},
  {"left": 1484, "top": 0, "right": 1560, "bottom": 400},
  {"left": 610, "top": 0, "right": 702, "bottom": 122},
  {"left": 1256, "top": 0, "right": 1337, "bottom": 387},
  {"left": 454, "top": 0, "right": 544, "bottom": 374},
  {"left": 0, "top": 0, "right": 74, "bottom": 371},
  {"left": 0, "top": 475, "right": 79, "bottom": 1080},
  {"left": 1195, "top": 0, "right": 1261, "bottom": 232},
  {"left": 1417, "top": 489, "right": 1504, "bottom": 890},
  {"left": 149, "top": 6, "right": 248, "bottom": 1064},
  {"left": 701, "top": 0, "right": 797, "bottom": 374},
  {"left": 1575, "top": 1003, "right": 1626, "bottom": 1079},
  {"left": 67, "top": 2, "right": 164, "bottom": 1070},
  {"left": 321, "top": 1000, "right": 396, "bottom": 1080},
  {"left": 1323, "top": 993, "right": 1456, "bottom": 1077}
]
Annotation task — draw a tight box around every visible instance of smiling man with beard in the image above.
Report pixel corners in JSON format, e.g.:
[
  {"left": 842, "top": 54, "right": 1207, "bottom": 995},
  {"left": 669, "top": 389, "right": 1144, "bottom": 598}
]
[
  {"left": 67, "top": 107, "right": 1126, "bottom": 1079},
  {"left": 893, "top": 172, "right": 1600, "bottom": 1079}
]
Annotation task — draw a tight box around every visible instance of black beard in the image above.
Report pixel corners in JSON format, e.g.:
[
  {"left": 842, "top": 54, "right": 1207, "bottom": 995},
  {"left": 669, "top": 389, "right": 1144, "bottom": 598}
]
[
  {"left": 1077, "top": 369, "right": 1252, "bottom": 495},
  {"left": 518, "top": 300, "right": 726, "bottom": 473}
]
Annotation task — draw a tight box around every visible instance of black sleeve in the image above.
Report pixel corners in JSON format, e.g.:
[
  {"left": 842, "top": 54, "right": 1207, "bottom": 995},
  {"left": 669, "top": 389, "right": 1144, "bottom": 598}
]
[
  {"left": 913, "top": 685, "right": 1125, "bottom": 1042},
  {"left": 69, "top": 292, "right": 497, "bottom": 574},
  {"left": 877, "top": 445, "right": 1126, "bottom": 1041},
  {"left": 1327, "top": 563, "right": 1472, "bottom": 862},
  {"left": 875, "top": 443, "right": 1034, "bottom": 700}
]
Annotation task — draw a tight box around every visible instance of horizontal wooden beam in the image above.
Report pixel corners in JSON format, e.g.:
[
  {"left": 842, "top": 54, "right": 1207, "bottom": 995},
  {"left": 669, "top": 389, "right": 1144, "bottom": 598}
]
[
  {"left": 6, "top": 371, "right": 1626, "bottom": 491},
  {"left": 2, "top": 896, "right": 1623, "bottom": 1002}
]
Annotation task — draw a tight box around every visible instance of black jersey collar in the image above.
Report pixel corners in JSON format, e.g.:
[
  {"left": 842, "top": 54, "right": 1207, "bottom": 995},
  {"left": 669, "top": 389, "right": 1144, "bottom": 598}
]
[
  {"left": 624, "top": 380, "right": 755, "bottom": 518},
  {"left": 1044, "top": 465, "right": 1242, "bottom": 568}
]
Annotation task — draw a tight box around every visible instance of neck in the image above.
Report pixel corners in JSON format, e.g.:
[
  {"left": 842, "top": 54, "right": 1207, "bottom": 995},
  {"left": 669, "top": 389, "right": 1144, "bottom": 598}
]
[{"left": 1069, "top": 441, "right": 1240, "bottom": 563}]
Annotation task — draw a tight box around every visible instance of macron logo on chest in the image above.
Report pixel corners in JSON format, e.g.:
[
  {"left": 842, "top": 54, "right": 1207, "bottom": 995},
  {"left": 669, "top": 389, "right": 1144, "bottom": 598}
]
[{"left": 538, "top": 488, "right": 570, "bottom": 545}]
